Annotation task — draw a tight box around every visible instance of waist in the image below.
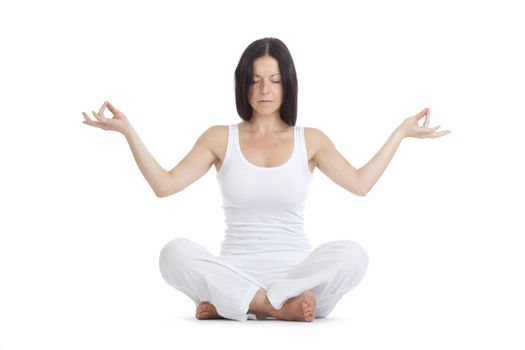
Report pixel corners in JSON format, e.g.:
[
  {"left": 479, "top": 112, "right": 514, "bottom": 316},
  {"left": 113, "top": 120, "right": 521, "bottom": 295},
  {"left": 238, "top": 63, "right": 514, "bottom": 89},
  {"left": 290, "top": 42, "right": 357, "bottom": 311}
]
[{"left": 220, "top": 225, "right": 311, "bottom": 256}]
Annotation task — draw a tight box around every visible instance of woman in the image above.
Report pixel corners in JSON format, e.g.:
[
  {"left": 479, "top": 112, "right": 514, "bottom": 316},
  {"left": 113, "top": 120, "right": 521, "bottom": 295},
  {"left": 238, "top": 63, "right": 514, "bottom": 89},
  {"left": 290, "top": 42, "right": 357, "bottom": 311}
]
[{"left": 82, "top": 37, "right": 450, "bottom": 322}]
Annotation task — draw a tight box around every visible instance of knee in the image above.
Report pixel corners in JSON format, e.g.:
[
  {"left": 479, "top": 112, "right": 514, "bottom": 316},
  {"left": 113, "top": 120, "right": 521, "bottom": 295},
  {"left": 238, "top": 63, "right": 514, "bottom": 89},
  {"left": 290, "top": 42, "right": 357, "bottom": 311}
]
[
  {"left": 329, "top": 240, "right": 370, "bottom": 272},
  {"left": 159, "top": 237, "right": 195, "bottom": 269}
]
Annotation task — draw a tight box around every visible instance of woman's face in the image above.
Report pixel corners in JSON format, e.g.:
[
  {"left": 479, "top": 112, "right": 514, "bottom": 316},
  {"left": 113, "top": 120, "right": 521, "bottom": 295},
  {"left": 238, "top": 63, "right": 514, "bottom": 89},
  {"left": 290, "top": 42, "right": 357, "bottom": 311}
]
[{"left": 249, "top": 55, "right": 283, "bottom": 118}]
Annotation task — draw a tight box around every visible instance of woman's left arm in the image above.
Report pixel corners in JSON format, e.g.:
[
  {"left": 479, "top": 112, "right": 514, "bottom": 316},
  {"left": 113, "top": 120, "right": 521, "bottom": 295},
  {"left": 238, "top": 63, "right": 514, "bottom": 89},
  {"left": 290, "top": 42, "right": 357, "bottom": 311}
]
[
  {"left": 359, "top": 107, "right": 451, "bottom": 195},
  {"left": 312, "top": 107, "right": 450, "bottom": 196}
]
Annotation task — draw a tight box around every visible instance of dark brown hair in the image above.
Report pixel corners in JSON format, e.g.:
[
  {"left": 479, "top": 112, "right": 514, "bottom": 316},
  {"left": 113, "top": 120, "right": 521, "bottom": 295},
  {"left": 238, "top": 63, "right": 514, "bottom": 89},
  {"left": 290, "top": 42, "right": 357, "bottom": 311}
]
[{"left": 234, "top": 37, "right": 298, "bottom": 126}]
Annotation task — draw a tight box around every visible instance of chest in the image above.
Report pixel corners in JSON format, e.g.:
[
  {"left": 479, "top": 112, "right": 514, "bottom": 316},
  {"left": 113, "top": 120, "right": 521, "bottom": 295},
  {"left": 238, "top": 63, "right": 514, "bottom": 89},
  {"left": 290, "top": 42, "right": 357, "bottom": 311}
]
[{"left": 238, "top": 131, "right": 294, "bottom": 168}]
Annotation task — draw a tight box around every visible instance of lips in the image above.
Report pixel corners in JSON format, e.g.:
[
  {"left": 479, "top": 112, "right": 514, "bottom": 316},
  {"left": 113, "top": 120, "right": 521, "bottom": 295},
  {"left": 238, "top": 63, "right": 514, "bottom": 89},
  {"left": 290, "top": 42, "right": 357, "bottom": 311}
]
[{"left": 258, "top": 100, "right": 273, "bottom": 102}]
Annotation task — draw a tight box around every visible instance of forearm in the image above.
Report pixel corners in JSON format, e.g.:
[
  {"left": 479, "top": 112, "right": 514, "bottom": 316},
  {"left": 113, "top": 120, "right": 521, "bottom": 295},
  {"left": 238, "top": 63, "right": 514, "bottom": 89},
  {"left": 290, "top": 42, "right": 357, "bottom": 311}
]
[
  {"left": 124, "top": 126, "right": 171, "bottom": 197},
  {"left": 358, "top": 127, "right": 405, "bottom": 195}
]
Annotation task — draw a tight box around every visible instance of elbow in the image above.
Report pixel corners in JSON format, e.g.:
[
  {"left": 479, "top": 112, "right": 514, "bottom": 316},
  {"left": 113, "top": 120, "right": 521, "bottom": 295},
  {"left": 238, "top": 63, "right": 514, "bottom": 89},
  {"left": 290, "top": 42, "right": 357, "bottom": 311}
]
[
  {"left": 155, "top": 186, "right": 179, "bottom": 198},
  {"left": 155, "top": 172, "right": 180, "bottom": 198},
  {"left": 356, "top": 174, "right": 370, "bottom": 196},
  {"left": 357, "top": 189, "right": 368, "bottom": 197},
  {"left": 154, "top": 187, "right": 171, "bottom": 198},
  {"left": 349, "top": 187, "right": 368, "bottom": 197},
  {"left": 356, "top": 185, "right": 370, "bottom": 197}
]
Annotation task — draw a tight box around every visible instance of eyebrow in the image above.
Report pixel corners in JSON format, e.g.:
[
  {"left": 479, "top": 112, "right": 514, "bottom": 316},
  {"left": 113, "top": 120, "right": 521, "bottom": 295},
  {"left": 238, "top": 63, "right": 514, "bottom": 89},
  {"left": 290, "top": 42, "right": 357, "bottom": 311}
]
[{"left": 253, "top": 74, "right": 281, "bottom": 77}]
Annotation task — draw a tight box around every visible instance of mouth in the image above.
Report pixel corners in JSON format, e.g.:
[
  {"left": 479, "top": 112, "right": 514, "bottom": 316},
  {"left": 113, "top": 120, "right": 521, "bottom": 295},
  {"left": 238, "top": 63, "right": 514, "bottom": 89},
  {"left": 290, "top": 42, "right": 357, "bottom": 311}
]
[{"left": 258, "top": 100, "right": 273, "bottom": 102}]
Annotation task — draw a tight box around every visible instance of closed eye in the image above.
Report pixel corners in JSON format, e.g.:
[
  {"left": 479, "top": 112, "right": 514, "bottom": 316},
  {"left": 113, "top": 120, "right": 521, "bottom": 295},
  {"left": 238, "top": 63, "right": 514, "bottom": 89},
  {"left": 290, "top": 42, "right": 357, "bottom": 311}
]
[{"left": 251, "top": 81, "right": 281, "bottom": 84}]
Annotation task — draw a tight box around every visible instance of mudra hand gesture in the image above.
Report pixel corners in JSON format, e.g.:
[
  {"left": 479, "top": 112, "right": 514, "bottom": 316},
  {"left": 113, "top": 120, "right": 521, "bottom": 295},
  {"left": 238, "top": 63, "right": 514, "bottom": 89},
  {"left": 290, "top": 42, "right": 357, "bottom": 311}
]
[
  {"left": 397, "top": 107, "right": 451, "bottom": 139},
  {"left": 82, "top": 101, "right": 131, "bottom": 135}
]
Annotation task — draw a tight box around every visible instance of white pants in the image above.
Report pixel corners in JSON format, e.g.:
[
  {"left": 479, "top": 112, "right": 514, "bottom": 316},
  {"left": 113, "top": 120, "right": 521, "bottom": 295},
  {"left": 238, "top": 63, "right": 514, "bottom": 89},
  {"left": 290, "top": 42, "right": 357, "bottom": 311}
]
[{"left": 159, "top": 238, "right": 369, "bottom": 321}]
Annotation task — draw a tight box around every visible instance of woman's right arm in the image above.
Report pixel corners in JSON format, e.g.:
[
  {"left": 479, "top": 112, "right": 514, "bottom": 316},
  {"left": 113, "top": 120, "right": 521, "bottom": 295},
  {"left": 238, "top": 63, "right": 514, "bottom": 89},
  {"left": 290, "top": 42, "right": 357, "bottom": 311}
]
[{"left": 82, "top": 101, "right": 217, "bottom": 198}]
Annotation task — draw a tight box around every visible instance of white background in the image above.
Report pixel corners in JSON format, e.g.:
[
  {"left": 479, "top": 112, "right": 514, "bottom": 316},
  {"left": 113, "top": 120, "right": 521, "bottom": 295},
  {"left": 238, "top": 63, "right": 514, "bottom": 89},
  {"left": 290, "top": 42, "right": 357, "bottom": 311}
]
[{"left": 1, "top": 0, "right": 524, "bottom": 349}]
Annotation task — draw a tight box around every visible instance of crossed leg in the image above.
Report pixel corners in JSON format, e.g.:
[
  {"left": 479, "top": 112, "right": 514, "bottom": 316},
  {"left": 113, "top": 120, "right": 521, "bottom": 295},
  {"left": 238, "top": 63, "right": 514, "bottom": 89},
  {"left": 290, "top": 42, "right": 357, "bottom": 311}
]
[
  {"left": 196, "top": 288, "right": 316, "bottom": 321},
  {"left": 160, "top": 238, "right": 368, "bottom": 322}
]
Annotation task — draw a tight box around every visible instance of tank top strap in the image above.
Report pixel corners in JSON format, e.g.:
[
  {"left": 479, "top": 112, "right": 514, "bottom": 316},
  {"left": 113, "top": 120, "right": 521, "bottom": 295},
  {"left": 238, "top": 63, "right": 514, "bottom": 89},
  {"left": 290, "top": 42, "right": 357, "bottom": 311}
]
[
  {"left": 296, "top": 125, "right": 312, "bottom": 176},
  {"left": 231, "top": 123, "right": 239, "bottom": 151},
  {"left": 224, "top": 123, "right": 237, "bottom": 163}
]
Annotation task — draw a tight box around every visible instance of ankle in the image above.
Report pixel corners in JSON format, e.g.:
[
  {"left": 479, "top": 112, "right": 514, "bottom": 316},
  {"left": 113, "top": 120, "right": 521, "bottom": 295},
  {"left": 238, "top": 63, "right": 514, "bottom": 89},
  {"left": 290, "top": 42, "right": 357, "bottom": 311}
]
[{"left": 248, "top": 288, "right": 276, "bottom": 316}]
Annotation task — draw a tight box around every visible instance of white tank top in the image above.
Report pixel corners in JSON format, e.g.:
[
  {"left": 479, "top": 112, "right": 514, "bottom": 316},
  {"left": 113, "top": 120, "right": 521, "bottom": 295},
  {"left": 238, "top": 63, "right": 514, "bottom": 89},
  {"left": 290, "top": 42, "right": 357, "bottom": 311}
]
[{"left": 216, "top": 123, "right": 313, "bottom": 256}]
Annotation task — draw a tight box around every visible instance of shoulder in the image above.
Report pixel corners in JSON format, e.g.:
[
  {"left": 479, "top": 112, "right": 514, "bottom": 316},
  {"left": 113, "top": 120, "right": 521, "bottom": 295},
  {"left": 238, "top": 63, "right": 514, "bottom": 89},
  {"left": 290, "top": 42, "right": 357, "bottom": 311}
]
[
  {"left": 204, "top": 124, "right": 229, "bottom": 133},
  {"left": 196, "top": 124, "right": 229, "bottom": 159},
  {"left": 198, "top": 124, "right": 229, "bottom": 142},
  {"left": 302, "top": 127, "right": 335, "bottom": 165},
  {"left": 304, "top": 127, "right": 334, "bottom": 150},
  {"left": 304, "top": 126, "right": 325, "bottom": 139}
]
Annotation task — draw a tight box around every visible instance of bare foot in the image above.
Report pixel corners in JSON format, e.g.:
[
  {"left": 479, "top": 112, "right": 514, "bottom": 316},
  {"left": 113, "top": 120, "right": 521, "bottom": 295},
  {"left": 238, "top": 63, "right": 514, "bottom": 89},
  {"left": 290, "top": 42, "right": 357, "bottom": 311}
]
[
  {"left": 273, "top": 291, "right": 316, "bottom": 322},
  {"left": 195, "top": 302, "right": 225, "bottom": 320}
]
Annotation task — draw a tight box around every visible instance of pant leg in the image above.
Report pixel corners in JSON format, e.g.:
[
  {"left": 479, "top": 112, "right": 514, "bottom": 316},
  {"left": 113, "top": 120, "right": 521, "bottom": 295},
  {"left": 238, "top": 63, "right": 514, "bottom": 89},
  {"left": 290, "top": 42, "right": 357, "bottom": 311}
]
[
  {"left": 265, "top": 239, "right": 370, "bottom": 318},
  {"left": 159, "top": 237, "right": 263, "bottom": 321}
]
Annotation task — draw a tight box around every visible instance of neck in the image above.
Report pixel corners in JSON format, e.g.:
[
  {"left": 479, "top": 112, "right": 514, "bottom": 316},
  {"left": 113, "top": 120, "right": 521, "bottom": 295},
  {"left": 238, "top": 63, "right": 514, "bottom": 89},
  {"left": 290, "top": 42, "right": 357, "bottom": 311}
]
[{"left": 243, "top": 113, "right": 290, "bottom": 135}]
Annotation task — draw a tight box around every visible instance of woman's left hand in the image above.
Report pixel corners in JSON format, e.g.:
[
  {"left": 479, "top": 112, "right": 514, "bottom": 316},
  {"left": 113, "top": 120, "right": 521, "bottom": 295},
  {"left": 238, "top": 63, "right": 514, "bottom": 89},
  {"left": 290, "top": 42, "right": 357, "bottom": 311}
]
[{"left": 397, "top": 107, "right": 451, "bottom": 139}]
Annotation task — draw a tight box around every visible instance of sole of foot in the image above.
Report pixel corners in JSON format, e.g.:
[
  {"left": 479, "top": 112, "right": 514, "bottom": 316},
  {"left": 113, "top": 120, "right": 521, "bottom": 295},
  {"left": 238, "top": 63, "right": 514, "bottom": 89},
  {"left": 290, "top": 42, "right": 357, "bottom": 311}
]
[{"left": 275, "top": 291, "right": 316, "bottom": 322}]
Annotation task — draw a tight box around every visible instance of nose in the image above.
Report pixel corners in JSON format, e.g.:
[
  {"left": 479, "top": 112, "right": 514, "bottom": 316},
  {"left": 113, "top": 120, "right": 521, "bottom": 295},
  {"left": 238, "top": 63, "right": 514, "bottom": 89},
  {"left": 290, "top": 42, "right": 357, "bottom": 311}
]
[{"left": 260, "top": 80, "right": 271, "bottom": 94}]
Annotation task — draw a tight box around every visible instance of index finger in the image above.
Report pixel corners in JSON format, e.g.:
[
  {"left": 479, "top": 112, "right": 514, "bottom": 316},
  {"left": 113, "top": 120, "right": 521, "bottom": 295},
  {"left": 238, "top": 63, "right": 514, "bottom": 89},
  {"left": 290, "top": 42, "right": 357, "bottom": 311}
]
[
  {"left": 415, "top": 108, "right": 427, "bottom": 121},
  {"left": 424, "top": 107, "right": 430, "bottom": 128},
  {"left": 98, "top": 101, "right": 108, "bottom": 116},
  {"left": 106, "top": 101, "right": 119, "bottom": 114}
]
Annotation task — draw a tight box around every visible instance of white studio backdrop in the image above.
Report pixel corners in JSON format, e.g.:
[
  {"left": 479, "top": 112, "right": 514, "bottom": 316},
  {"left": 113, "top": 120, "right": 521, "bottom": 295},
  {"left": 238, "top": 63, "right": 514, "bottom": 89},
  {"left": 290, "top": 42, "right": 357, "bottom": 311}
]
[{"left": 0, "top": 0, "right": 524, "bottom": 349}]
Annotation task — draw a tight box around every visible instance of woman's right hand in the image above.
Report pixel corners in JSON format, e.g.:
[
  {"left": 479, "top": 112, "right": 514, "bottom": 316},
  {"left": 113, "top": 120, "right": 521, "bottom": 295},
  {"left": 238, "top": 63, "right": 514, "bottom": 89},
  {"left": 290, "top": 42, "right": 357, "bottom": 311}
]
[{"left": 82, "top": 101, "right": 131, "bottom": 136}]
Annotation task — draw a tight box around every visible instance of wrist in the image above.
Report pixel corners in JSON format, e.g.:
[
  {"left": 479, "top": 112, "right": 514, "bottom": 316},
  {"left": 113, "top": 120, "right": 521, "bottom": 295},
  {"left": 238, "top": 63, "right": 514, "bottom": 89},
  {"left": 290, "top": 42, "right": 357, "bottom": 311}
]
[
  {"left": 394, "top": 125, "right": 407, "bottom": 140},
  {"left": 122, "top": 124, "right": 135, "bottom": 139}
]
